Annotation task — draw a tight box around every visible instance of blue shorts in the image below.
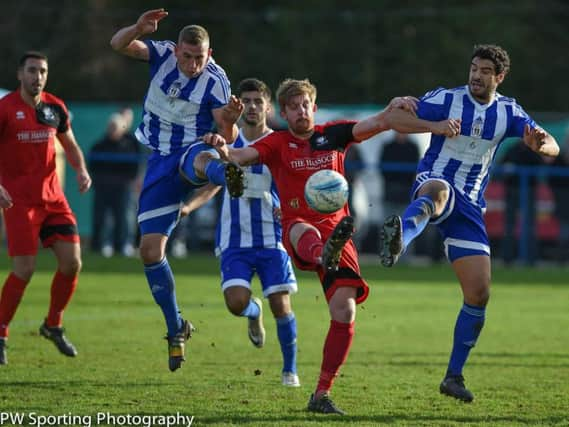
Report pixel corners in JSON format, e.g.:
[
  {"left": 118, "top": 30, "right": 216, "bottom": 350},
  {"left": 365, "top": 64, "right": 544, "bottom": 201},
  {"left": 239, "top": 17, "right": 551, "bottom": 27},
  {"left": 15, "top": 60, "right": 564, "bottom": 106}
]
[
  {"left": 412, "top": 174, "right": 490, "bottom": 262},
  {"left": 138, "top": 143, "right": 218, "bottom": 236},
  {"left": 220, "top": 247, "right": 298, "bottom": 297}
]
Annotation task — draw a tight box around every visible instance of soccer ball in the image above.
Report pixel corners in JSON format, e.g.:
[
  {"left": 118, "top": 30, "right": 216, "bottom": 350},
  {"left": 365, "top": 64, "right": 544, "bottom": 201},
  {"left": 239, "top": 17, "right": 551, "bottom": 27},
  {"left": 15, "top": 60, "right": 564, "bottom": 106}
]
[{"left": 304, "top": 170, "right": 349, "bottom": 214}]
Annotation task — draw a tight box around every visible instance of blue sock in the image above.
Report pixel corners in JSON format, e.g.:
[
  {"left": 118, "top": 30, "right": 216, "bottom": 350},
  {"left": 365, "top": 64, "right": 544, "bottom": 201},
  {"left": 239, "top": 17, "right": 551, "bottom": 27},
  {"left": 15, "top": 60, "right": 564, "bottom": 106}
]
[
  {"left": 144, "top": 258, "right": 182, "bottom": 337},
  {"left": 204, "top": 159, "right": 227, "bottom": 186},
  {"left": 239, "top": 298, "right": 261, "bottom": 319},
  {"left": 276, "top": 312, "right": 297, "bottom": 374},
  {"left": 401, "top": 195, "right": 435, "bottom": 249},
  {"left": 447, "top": 302, "right": 486, "bottom": 376}
]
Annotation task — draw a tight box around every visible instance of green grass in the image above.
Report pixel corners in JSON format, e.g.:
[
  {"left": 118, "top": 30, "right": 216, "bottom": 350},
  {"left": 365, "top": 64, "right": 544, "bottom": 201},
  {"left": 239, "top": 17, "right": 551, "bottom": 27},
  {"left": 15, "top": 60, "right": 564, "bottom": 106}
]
[{"left": 0, "top": 251, "right": 568, "bottom": 426}]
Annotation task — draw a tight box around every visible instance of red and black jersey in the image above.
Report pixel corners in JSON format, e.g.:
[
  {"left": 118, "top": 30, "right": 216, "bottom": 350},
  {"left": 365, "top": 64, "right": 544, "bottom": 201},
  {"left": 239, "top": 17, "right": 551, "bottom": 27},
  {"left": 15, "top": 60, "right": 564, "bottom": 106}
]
[
  {"left": 0, "top": 90, "right": 70, "bottom": 204},
  {"left": 252, "top": 120, "right": 358, "bottom": 230}
]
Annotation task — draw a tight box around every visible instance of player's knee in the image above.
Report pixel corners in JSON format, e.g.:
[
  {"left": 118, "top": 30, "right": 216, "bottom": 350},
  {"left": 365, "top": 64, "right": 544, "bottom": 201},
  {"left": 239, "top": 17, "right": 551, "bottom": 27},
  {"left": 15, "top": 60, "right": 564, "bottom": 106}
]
[
  {"left": 60, "top": 256, "right": 82, "bottom": 277},
  {"left": 270, "top": 305, "right": 290, "bottom": 318},
  {"left": 13, "top": 265, "right": 35, "bottom": 282},
  {"left": 225, "top": 298, "right": 248, "bottom": 316},
  {"left": 428, "top": 191, "right": 449, "bottom": 217},
  {"left": 329, "top": 300, "right": 356, "bottom": 323},
  {"left": 465, "top": 285, "right": 490, "bottom": 306},
  {"left": 474, "top": 287, "right": 490, "bottom": 306},
  {"left": 139, "top": 243, "right": 164, "bottom": 264},
  {"left": 193, "top": 151, "right": 218, "bottom": 177},
  {"left": 224, "top": 288, "right": 250, "bottom": 315},
  {"left": 331, "top": 305, "right": 356, "bottom": 323},
  {"left": 328, "top": 287, "right": 357, "bottom": 322},
  {"left": 420, "top": 182, "right": 449, "bottom": 216},
  {"left": 268, "top": 293, "right": 291, "bottom": 318}
]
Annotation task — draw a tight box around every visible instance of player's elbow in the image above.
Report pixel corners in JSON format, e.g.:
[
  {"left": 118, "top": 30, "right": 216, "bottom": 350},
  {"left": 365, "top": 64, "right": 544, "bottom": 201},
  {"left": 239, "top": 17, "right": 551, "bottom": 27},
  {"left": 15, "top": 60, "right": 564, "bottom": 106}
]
[
  {"left": 110, "top": 36, "right": 121, "bottom": 51},
  {"left": 383, "top": 109, "right": 416, "bottom": 133},
  {"left": 546, "top": 141, "right": 560, "bottom": 157},
  {"left": 110, "top": 35, "right": 128, "bottom": 53},
  {"left": 547, "top": 147, "right": 560, "bottom": 157}
]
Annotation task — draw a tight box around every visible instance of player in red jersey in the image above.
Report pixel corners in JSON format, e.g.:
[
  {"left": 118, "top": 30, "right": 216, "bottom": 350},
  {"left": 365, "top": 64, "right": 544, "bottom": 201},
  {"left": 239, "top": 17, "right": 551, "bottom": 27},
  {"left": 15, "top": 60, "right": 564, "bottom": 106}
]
[
  {"left": 204, "top": 78, "right": 460, "bottom": 414},
  {"left": 0, "top": 51, "right": 92, "bottom": 365}
]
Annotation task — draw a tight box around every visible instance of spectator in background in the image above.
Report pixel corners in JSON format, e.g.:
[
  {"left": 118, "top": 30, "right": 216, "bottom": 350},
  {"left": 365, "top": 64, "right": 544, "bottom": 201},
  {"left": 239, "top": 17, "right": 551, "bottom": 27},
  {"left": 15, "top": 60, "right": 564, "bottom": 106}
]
[
  {"left": 344, "top": 145, "right": 369, "bottom": 249},
  {"left": 379, "top": 131, "right": 419, "bottom": 221},
  {"left": 499, "top": 138, "right": 544, "bottom": 264},
  {"left": 547, "top": 131, "right": 569, "bottom": 262},
  {"left": 89, "top": 112, "right": 141, "bottom": 257},
  {"left": 119, "top": 106, "right": 149, "bottom": 250},
  {"left": 118, "top": 106, "right": 135, "bottom": 134},
  {"left": 379, "top": 132, "right": 420, "bottom": 260}
]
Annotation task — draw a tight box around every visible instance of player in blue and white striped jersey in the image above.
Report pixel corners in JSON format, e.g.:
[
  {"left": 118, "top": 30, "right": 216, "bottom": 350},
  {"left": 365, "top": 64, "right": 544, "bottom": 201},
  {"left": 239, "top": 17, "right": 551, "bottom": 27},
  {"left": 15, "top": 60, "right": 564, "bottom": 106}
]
[
  {"left": 184, "top": 79, "right": 300, "bottom": 387},
  {"left": 110, "top": 9, "right": 244, "bottom": 372},
  {"left": 380, "top": 44, "right": 559, "bottom": 402}
]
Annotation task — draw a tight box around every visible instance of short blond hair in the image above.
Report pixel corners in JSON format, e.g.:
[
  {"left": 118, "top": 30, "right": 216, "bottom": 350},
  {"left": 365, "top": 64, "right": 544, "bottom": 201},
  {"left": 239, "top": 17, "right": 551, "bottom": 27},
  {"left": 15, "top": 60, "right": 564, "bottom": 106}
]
[
  {"left": 276, "top": 78, "right": 317, "bottom": 111},
  {"left": 178, "top": 25, "right": 209, "bottom": 46}
]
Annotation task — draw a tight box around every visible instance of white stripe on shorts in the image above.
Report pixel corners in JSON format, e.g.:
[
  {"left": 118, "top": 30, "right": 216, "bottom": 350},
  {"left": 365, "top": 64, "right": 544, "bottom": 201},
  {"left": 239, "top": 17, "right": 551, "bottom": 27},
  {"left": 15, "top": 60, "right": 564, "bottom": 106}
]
[
  {"left": 138, "top": 204, "right": 180, "bottom": 223},
  {"left": 444, "top": 238, "right": 490, "bottom": 256}
]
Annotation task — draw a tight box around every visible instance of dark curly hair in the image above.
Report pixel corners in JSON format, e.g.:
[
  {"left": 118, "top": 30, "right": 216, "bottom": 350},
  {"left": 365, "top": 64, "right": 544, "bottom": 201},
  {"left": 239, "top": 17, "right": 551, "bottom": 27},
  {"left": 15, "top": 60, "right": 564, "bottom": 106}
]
[
  {"left": 471, "top": 44, "right": 510, "bottom": 75},
  {"left": 237, "top": 78, "right": 271, "bottom": 101}
]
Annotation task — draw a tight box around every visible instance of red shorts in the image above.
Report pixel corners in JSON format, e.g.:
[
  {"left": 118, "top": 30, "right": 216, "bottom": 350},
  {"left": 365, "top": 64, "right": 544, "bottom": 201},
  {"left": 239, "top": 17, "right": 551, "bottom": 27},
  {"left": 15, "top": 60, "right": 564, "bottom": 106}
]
[
  {"left": 283, "top": 217, "right": 369, "bottom": 304},
  {"left": 3, "top": 199, "right": 79, "bottom": 256}
]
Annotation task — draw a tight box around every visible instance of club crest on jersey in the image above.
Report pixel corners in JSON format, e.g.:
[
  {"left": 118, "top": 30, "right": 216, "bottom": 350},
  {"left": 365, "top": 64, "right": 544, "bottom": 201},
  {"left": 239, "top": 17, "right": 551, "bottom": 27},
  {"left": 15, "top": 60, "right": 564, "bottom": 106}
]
[
  {"left": 167, "top": 81, "right": 182, "bottom": 105},
  {"left": 313, "top": 135, "right": 328, "bottom": 147},
  {"left": 471, "top": 116, "right": 484, "bottom": 138},
  {"left": 16, "top": 111, "right": 25, "bottom": 120},
  {"left": 289, "top": 198, "right": 300, "bottom": 209},
  {"left": 42, "top": 106, "right": 55, "bottom": 121}
]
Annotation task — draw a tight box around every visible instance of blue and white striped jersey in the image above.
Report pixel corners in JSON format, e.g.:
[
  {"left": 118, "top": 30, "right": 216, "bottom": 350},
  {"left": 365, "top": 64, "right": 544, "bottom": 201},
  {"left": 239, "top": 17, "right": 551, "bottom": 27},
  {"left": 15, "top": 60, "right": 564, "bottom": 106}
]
[
  {"left": 134, "top": 40, "right": 231, "bottom": 155},
  {"left": 416, "top": 85, "right": 536, "bottom": 209},
  {"left": 215, "top": 129, "right": 284, "bottom": 255}
]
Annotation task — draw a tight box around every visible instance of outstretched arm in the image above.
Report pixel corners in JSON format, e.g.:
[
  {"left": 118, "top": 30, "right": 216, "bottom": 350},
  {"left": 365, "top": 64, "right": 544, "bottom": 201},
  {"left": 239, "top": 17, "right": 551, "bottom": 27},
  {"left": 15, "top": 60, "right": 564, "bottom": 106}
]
[
  {"left": 385, "top": 108, "right": 462, "bottom": 137},
  {"left": 110, "top": 9, "right": 168, "bottom": 60},
  {"left": 58, "top": 129, "right": 92, "bottom": 194},
  {"left": 352, "top": 96, "right": 460, "bottom": 140},
  {"left": 202, "top": 133, "right": 260, "bottom": 166},
  {"left": 180, "top": 183, "right": 221, "bottom": 217},
  {"left": 352, "top": 96, "right": 419, "bottom": 141},
  {"left": 523, "top": 124, "right": 559, "bottom": 157}
]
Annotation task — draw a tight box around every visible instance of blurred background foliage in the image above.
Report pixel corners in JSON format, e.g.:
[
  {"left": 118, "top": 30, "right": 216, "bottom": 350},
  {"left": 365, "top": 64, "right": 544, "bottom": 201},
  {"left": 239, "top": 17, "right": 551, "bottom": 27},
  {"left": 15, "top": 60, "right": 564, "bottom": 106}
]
[{"left": 1, "top": 0, "right": 568, "bottom": 112}]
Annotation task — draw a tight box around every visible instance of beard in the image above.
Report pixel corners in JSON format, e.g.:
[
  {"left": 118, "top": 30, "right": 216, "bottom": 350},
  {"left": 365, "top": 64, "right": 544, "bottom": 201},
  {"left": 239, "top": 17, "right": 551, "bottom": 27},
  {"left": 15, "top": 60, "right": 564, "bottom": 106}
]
[
  {"left": 469, "top": 82, "right": 492, "bottom": 102},
  {"left": 289, "top": 118, "right": 313, "bottom": 135}
]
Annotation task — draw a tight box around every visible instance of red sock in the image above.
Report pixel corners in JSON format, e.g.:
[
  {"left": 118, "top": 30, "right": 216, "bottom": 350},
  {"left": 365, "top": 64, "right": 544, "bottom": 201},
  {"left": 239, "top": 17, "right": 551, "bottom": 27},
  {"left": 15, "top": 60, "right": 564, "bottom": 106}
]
[
  {"left": 316, "top": 320, "right": 355, "bottom": 396},
  {"left": 0, "top": 273, "right": 29, "bottom": 338},
  {"left": 46, "top": 271, "right": 78, "bottom": 328},
  {"left": 295, "top": 229, "right": 323, "bottom": 264}
]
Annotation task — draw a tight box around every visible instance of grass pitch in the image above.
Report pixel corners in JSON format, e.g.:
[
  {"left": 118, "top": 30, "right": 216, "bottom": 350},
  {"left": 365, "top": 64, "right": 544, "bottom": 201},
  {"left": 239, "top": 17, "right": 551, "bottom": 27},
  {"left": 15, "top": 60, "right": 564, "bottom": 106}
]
[{"left": 0, "top": 251, "right": 568, "bottom": 426}]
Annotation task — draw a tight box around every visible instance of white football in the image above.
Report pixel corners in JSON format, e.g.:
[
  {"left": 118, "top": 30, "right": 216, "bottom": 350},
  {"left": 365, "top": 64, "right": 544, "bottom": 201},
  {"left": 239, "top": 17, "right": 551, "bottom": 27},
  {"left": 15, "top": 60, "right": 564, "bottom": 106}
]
[{"left": 304, "top": 170, "right": 349, "bottom": 214}]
